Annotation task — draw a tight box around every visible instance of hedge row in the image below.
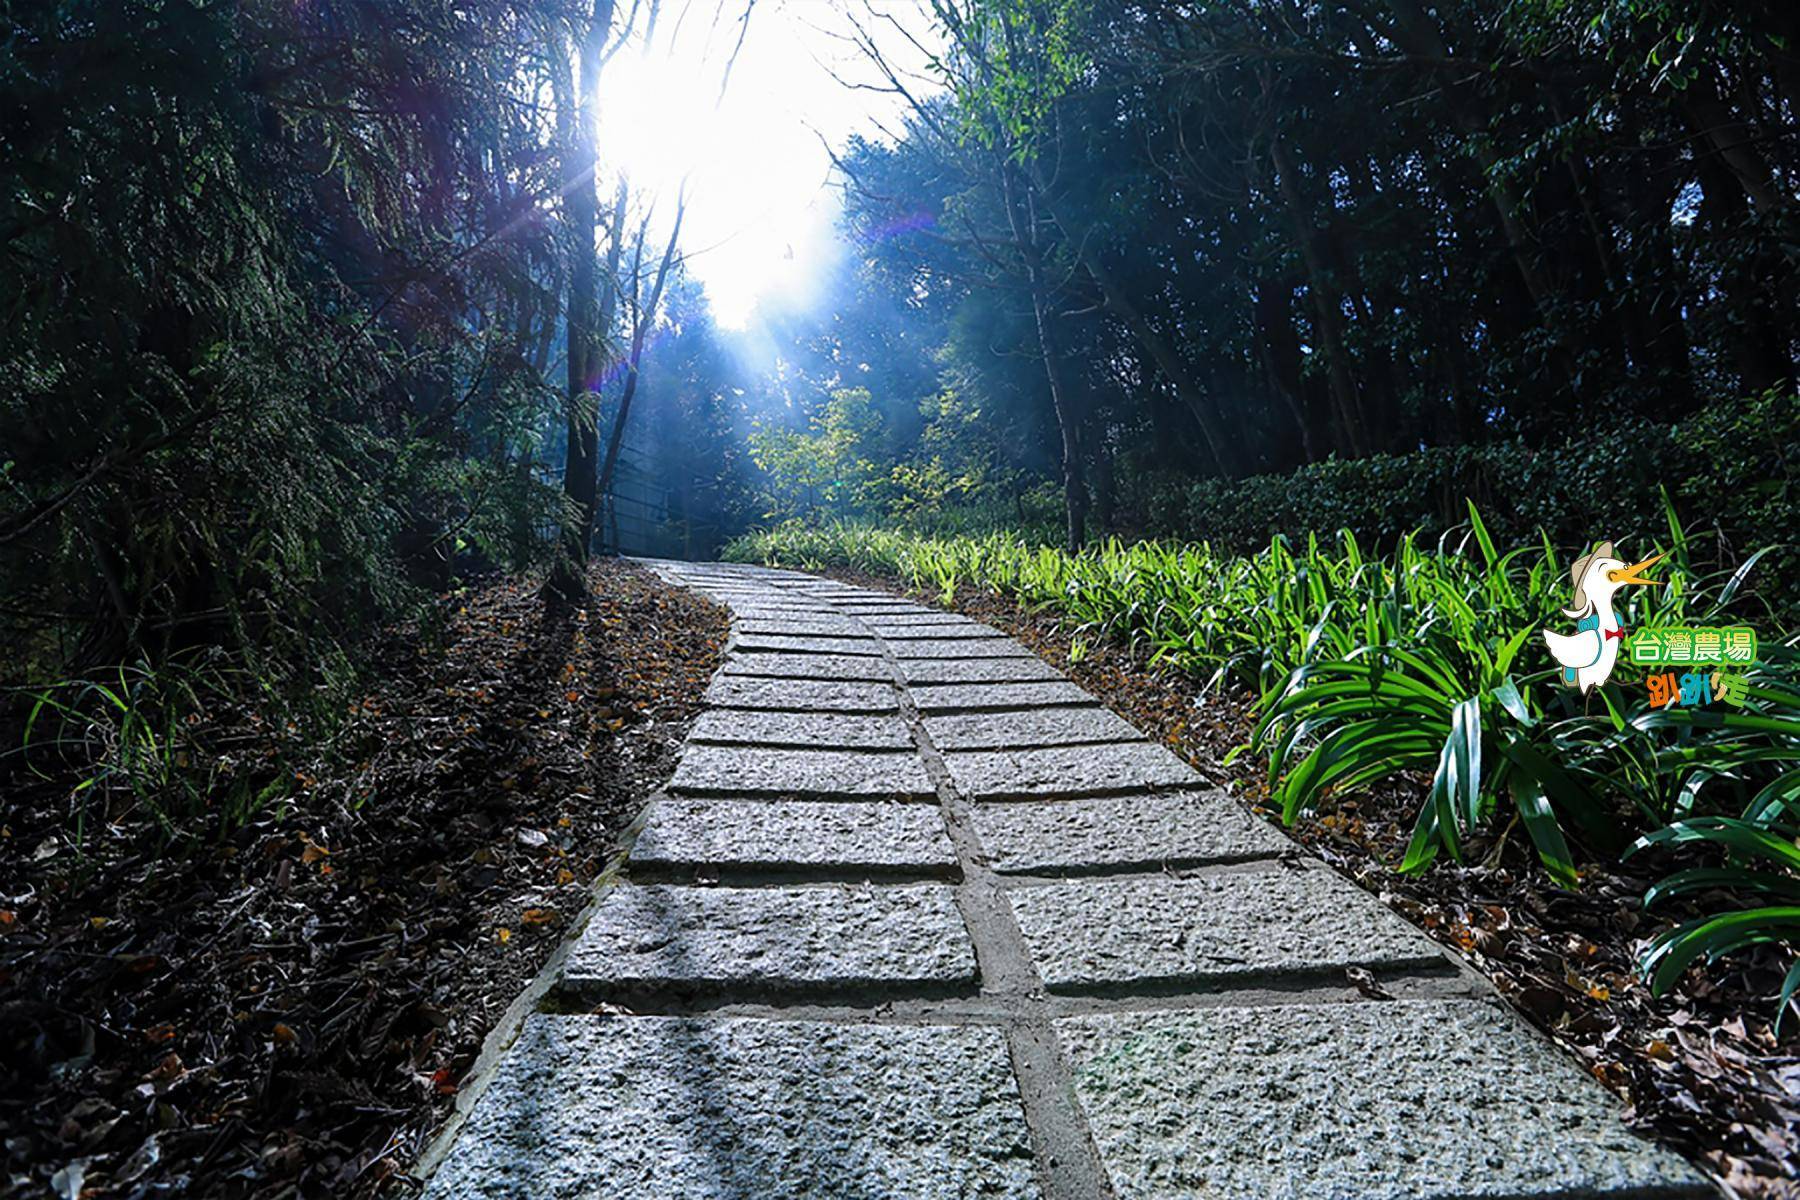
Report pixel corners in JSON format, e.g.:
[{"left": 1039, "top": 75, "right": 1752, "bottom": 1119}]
[{"left": 1149, "top": 392, "right": 1797, "bottom": 565}]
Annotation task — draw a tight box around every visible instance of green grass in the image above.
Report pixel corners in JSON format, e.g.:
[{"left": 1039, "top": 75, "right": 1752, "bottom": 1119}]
[
  {"left": 13, "top": 648, "right": 330, "bottom": 851},
  {"left": 726, "top": 507, "right": 1800, "bottom": 1014}
]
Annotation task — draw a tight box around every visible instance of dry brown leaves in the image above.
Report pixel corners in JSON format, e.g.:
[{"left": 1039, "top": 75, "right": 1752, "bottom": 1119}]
[{"left": 0, "top": 560, "right": 727, "bottom": 1198}]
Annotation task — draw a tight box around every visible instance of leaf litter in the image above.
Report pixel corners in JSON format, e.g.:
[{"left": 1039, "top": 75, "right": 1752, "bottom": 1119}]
[{"left": 0, "top": 560, "right": 727, "bottom": 1197}]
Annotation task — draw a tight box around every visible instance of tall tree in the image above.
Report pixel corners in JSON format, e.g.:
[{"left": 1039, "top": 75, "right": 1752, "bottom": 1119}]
[{"left": 546, "top": 0, "right": 622, "bottom": 601}]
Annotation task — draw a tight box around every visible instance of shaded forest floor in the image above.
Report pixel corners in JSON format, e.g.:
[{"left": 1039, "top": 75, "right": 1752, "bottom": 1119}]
[
  {"left": 0, "top": 560, "right": 727, "bottom": 1199},
  {"left": 818, "top": 567, "right": 1799, "bottom": 1200}
]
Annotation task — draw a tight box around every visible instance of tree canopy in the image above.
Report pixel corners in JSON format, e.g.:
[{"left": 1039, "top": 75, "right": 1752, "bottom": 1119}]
[
  {"left": 4, "top": 0, "right": 1795, "bottom": 672},
  {"left": 777, "top": 0, "right": 1796, "bottom": 547}
]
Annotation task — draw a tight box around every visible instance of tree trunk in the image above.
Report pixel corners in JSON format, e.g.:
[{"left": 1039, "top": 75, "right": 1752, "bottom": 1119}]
[
  {"left": 1380, "top": 0, "right": 1582, "bottom": 397},
  {"left": 1079, "top": 245, "right": 1232, "bottom": 477},
  {"left": 1684, "top": 82, "right": 1785, "bottom": 214},
  {"left": 1270, "top": 137, "right": 1367, "bottom": 458},
  {"left": 1039, "top": 304, "right": 1088, "bottom": 554},
  {"left": 1695, "top": 149, "right": 1793, "bottom": 395},
  {"left": 1000, "top": 164, "right": 1086, "bottom": 552},
  {"left": 546, "top": 1, "right": 616, "bottom": 602},
  {"left": 1090, "top": 424, "right": 1115, "bottom": 534},
  {"left": 1030, "top": 171, "right": 1233, "bottom": 477},
  {"left": 1325, "top": 225, "right": 1401, "bottom": 449},
  {"left": 597, "top": 189, "right": 687, "bottom": 508},
  {"left": 1254, "top": 277, "right": 1323, "bottom": 464}
]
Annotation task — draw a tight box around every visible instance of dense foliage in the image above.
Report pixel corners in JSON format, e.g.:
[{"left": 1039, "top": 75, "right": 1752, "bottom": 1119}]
[
  {"left": 0, "top": 1, "right": 745, "bottom": 838},
  {"left": 744, "top": 0, "right": 1799, "bottom": 548},
  {"left": 3, "top": 2, "right": 563, "bottom": 686},
  {"left": 1156, "top": 391, "right": 1800, "bottom": 568}
]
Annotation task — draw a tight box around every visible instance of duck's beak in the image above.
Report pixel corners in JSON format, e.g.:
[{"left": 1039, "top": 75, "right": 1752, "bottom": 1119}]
[{"left": 1608, "top": 552, "right": 1664, "bottom": 587}]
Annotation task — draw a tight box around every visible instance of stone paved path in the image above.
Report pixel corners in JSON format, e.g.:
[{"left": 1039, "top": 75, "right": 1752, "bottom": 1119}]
[{"left": 424, "top": 562, "right": 1712, "bottom": 1199}]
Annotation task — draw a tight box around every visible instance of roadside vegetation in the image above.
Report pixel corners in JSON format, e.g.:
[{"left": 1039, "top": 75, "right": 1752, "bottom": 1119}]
[
  {"left": 729, "top": 510, "right": 1800, "bottom": 1189},
  {"left": 727, "top": 510, "right": 1800, "bottom": 1019}
]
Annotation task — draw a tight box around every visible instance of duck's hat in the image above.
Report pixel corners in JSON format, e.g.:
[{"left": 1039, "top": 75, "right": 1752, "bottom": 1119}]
[{"left": 1562, "top": 541, "right": 1614, "bottom": 617}]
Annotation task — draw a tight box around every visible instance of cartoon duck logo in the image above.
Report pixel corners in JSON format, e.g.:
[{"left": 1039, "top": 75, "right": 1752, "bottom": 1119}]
[{"left": 1541, "top": 541, "right": 1664, "bottom": 692}]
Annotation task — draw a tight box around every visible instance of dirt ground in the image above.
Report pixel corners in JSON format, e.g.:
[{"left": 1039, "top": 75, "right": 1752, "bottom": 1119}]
[{"left": 0, "top": 560, "right": 726, "bottom": 1198}]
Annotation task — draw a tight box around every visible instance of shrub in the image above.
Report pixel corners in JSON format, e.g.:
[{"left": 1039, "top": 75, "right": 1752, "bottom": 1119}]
[{"left": 1160, "top": 392, "right": 1799, "bottom": 579}]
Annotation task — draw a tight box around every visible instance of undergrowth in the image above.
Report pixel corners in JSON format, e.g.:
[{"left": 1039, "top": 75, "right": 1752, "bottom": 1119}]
[{"left": 726, "top": 505, "right": 1800, "bottom": 1020}]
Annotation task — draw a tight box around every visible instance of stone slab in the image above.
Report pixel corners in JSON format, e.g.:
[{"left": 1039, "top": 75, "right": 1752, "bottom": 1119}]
[
  {"left": 899, "top": 658, "right": 1061, "bottom": 685},
  {"left": 871, "top": 623, "right": 1007, "bottom": 640},
  {"left": 836, "top": 609, "right": 937, "bottom": 619},
  {"left": 735, "top": 618, "right": 870, "bottom": 637},
  {"left": 727, "top": 605, "right": 846, "bottom": 619},
  {"left": 779, "top": 595, "right": 866, "bottom": 607},
  {"left": 722, "top": 652, "right": 892, "bottom": 682},
  {"left": 631, "top": 798, "right": 957, "bottom": 875},
  {"left": 563, "top": 883, "right": 977, "bottom": 995},
  {"left": 671, "top": 744, "right": 935, "bottom": 799},
  {"left": 909, "top": 681, "right": 1094, "bottom": 712},
  {"left": 1008, "top": 869, "right": 1443, "bottom": 991},
  {"left": 924, "top": 707, "right": 1142, "bottom": 751},
  {"left": 943, "top": 742, "right": 1200, "bottom": 800},
  {"left": 860, "top": 612, "right": 980, "bottom": 627},
  {"left": 689, "top": 709, "right": 914, "bottom": 749},
  {"left": 1057, "top": 1001, "right": 1708, "bottom": 1200},
  {"left": 703, "top": 676, "right": 897, "bottom": 713},
  {"left": 830, "top": 599, "right": 933, "bottom": 611},
  {"left": 731, "top": 633, "right": 883, "bottom": 657},
  {"left": 973, "top": 792, "right": 1291, "bottom": 874},
  {"left": 726, "top": 603, "right": 842, "bottom": 614},
  {"left": 888, "top": 638, "right": 1036, "bottom": 659},
  {"left": 425, "top": 1016, "right": 1040, "bottom": 1200}
]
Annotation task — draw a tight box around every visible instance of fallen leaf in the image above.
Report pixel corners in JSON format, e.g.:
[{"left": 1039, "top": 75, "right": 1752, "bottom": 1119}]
[{"left": 49, "top": 1158, "right": 88, "bottom": 1200}]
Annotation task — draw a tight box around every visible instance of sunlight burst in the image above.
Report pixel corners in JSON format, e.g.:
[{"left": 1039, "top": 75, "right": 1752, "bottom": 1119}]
[{"left": 588, "top": 3, "right": 932, "bottom": 329}]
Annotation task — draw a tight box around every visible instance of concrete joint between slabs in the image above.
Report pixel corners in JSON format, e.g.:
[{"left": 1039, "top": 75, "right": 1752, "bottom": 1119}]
[
  {"left": 545, "top": 962, "right": 1489, "bottom": 1024},
  {"left": 868, "top": 620, "right": 1121, "bottom": 1200}
]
